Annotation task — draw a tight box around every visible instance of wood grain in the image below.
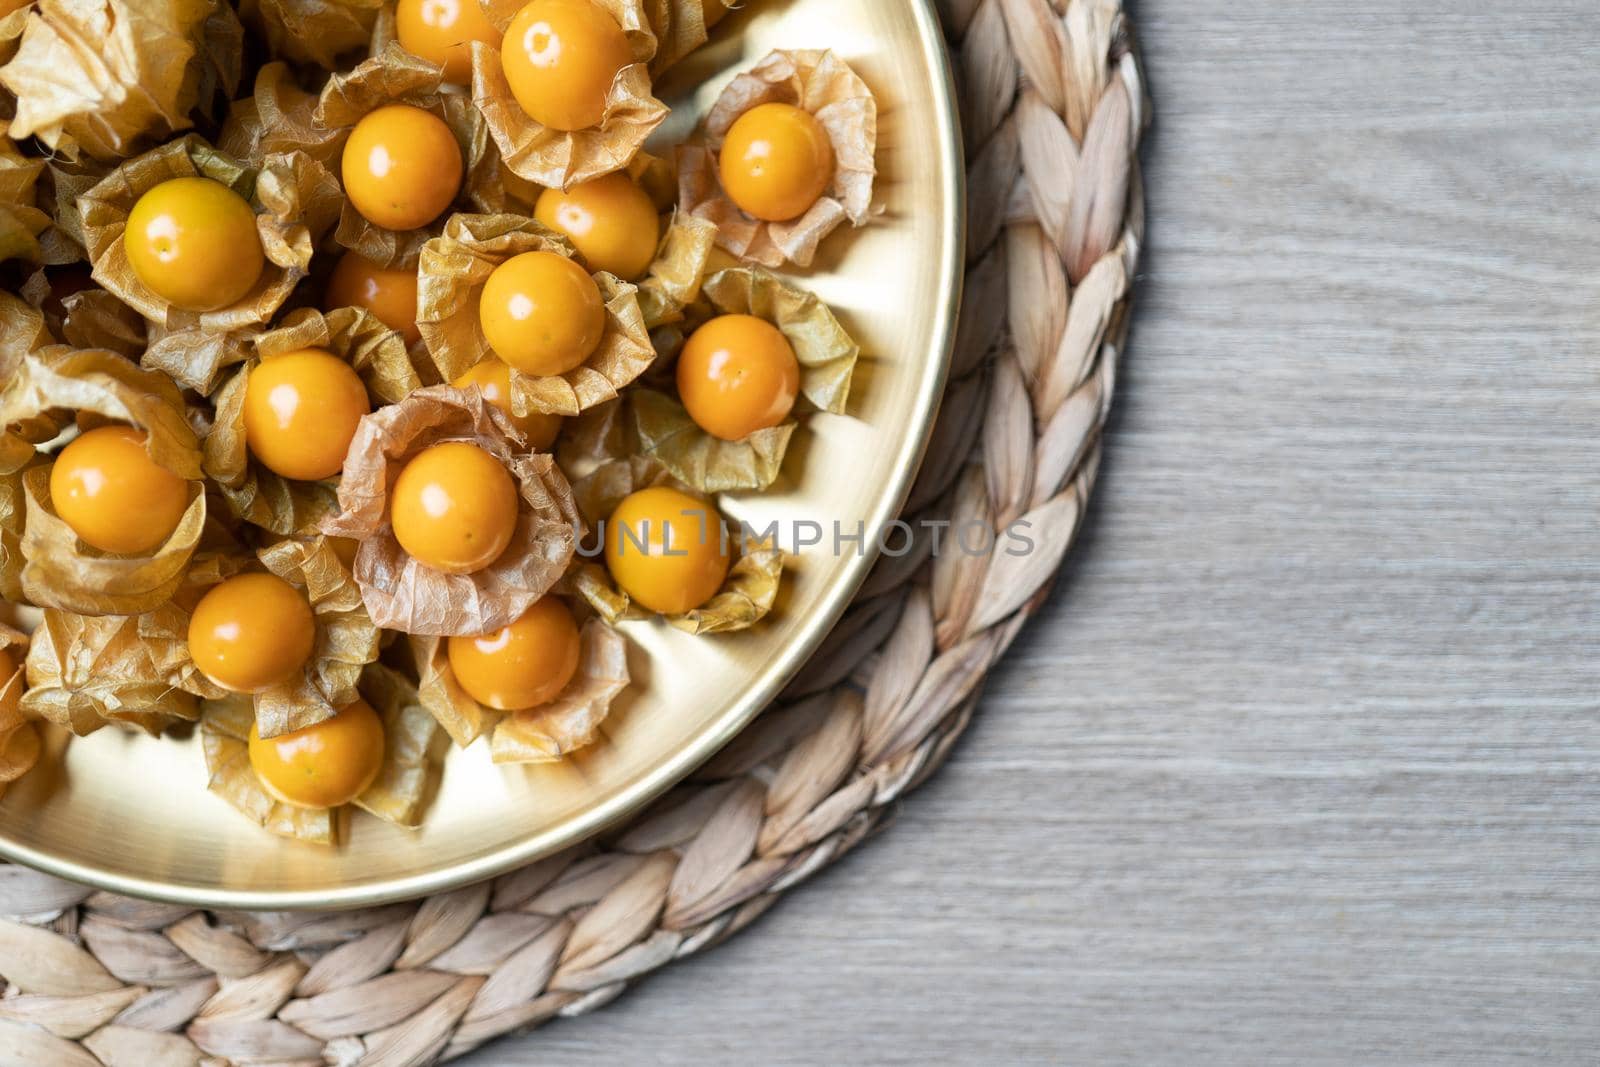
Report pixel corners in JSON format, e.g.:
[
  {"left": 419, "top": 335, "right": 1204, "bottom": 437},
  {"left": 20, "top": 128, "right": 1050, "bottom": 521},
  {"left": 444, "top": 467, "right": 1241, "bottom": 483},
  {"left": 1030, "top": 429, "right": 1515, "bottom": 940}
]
[{"left": 465, "top": 1, "right": 1600, "bottom": 1062}]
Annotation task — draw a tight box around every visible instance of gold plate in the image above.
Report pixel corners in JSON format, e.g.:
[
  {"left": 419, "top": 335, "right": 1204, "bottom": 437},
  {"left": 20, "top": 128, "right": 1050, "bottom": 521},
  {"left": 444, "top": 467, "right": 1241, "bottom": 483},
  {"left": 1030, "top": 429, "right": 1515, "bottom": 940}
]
[{"left": 0, "top": 0, "right": 964, "bottom": 909}]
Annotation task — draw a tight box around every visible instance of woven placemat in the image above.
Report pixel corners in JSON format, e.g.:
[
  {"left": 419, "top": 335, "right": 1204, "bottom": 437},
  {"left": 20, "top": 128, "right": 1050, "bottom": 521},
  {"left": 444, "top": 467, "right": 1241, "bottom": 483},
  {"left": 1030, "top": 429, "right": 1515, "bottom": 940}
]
[{"left": 0, "top": 2, "right": 1146, "bottom": 1062}]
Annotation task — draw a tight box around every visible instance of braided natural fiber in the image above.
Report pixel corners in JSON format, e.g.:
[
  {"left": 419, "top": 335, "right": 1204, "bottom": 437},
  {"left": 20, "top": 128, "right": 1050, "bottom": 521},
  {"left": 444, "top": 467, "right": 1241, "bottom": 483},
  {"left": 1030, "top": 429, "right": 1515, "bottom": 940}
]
[{"left": 0, "top": 2, "right": 1146, "bottom": 1062}]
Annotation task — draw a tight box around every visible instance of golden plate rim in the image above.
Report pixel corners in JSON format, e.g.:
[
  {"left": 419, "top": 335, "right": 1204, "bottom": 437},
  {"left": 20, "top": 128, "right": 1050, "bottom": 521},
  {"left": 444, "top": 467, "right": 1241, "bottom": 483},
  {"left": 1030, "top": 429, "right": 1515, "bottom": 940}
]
[{"left": 0, "top": 0, "right": 965, "bottom": 910}]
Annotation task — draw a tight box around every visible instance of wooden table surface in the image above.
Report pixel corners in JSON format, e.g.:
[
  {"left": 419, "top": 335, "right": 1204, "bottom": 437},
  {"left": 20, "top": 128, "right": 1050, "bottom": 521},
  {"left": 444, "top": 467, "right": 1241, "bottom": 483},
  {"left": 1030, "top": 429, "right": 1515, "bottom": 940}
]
[{"left": 472, "top": 2, "right": 1600, "bottom": 1062}]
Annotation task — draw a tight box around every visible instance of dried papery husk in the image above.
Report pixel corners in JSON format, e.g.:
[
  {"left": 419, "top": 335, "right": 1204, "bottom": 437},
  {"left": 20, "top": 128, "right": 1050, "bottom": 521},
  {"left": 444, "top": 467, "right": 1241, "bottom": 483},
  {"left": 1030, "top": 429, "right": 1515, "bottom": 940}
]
[
  {"left": 3, "top": 348, "right": 207, "bottom": 615},
  {"left": 201, "top": 696, "right": 335, "bottom": 844},
  {"left": 203, "top": 306, "right": 419, "bottom": 535},
  {"left": 0, "top": 459, "right": 38, "bottom": 603},
  {"left": 628, "top": 265, "right": 859, "bottom": 490},
  {"left": 637, "top": 210, "right": 717, "bottom": 330},
  {"left": 201, "top": 662, "right": 442, "bottom": 843},
  {"left": 0, "top": 623, "right": 39, "bottom": 799},
  {"left": 174, "top": 536, "right": 382, "bottom": 740},
  {"left": 556, "top": 397, "right": 634, "bottom": 477},
  {"left": 0, "top": 293, "right": 61, "bottom": 475},
  {"left": 564, "top": 455, "right": 782, "bottom": 631},
  {"left": 141, "top": 321, "right": 254, "bottom": 397},
  {"left": 316, "top": 43, "right": 523, "bottom": 268},
  {"left": 0, "top": 137, "right": 49, "bottom": 264},
  {"left": 240, "top": 0, "right": 384, "bottom": 70},
  {"left": 20, "top": 270, "right": 146, "bottom": 361},
  {"left": 417, "top": 212, "right": 656, "bottom": 416},
  {"left": 490, "top": 617, "right": 629, "bottom": 761},
  {"left": 409, "top": 608, "right": 627, "bottom": 751},
  {"left": 630, "top": 387, "right": 793, "bottom": 492},
  {"left": 471, "top": 0, "right": 667, "bottom": 189},
  {"left": 78, "top": 135, "right": 342, "bottom": 332},
  {"left": 679, "top": 48, "right": 877, "bottom": 268},
  {"left": 22, "top": 608, "right": 202, "bottom": 737},
  {"left": 36, "top": 156, "right": 110, "bottom": 263},
  {"left": 0, "top": 0, "right": 224, "bottom": 161},
  {"left": 322, "top": 384, "right": 583, "bottom": 636},
  {"left": 192, "top": 0, "right": 245, "bottom": 123},
  {"left": 352, "top": 661, "right": 443, "bottom": 827},
  {"left": 0, "top": 3, "right": 25, "bottom": 73},
  {"left": 700, "top": 266, "right": 858, "bottom": 412},
  {"left": 643, "top": 0, "right": 739, "bottom": 76},
  {"left": 220, "top": 62, "right": 346, "bottom": 172}
]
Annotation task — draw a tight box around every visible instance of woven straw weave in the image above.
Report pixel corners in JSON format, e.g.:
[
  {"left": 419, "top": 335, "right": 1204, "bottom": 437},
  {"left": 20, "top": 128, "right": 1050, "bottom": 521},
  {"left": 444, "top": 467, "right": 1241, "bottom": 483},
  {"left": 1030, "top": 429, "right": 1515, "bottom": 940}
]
[{"left": 0, "top": 2, "right": 1146, "bottom": 1062}]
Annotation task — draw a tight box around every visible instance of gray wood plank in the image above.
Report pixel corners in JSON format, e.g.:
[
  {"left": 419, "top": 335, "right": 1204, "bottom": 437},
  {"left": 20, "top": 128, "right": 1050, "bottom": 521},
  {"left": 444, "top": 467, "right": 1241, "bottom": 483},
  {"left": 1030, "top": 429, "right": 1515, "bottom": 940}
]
[{"left": 465, "top": 2, "right": 1600, "bottom": 1062}]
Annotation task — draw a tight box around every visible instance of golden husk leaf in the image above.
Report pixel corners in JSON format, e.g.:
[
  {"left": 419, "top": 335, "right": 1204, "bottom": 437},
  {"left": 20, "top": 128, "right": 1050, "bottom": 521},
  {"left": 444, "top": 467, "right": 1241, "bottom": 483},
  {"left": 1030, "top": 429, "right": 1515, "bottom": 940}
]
[
  {"left": 201, "top": 662, "right": 442, "bottom": 843},
  {"left": 637, "top": 210, "right": 717, "bottom": 330},
  {"left": 565, "top": 455, "right": 782, "bottom": 630},
  {"left": 0, "top": 623, "right": 39, "bottom": 797},
  {"left": 0, "top": 0, "right": 220, "bottom": 161},
  {"left": 0, "top": 295, "right": 54, "bottom": 600},
  {"left": 352, "top": 661, "right": 443, "bottom": 827},
  {"left": 624, "top": 268, "right": 857, "bottom": 495},
  {"left": 628, "top": 266, "right": 859, "bottom": 490},
  {"left": 410, "top": 610, "right": 628, "bottom": 753},
  {"left": 0, "top": 5, "right": 25, "bottom": 72},
  {"left": 0, "top": 137, "right": 49, "bottom": 264},
  {"left": 417, "top": 212, "right": 657, "bottom": 416},
  {"left": 0, "top": 460, "right": 36, "bottom": 603},
  {"left": 643, "top": 0, "right": 739, "bottom": 76},
  {"left": 220, "top": 61, "right": 345, "bottom": 171},
  {"left": 36, "top": 156, "right": 111, "bottom": 263},
  {"left": 322, "top": 385, "right": 583, "bottom": 636},
  {"left": 239, "top": 0, "right": 384, "bottom": 70},
  {"left": 3, "top": 348, "right": 207, "bottom": 615},
  {"left": 79, "top": 136, "right": 342, "bottom": 331},
  {"left": 22, "top": 606, "right": 201, "bottom": 737},
  {"left": 202, "top": 306, "right": 419, "bottom": 536},
  {"left": 20, "top": 271, "right": 147, "bottom": 360},
  {"left": 0, "top": 293, "right": 61, "bottom": 475},
  {"left": 678, "top": 48, "right": 877, "bottom": 267},
  {"left": 631, "top": 387, "right": 794, "bottom": 492},
  {"left": 701, "top": 266, "right": 859, "bottom": 412},
  {"left": 246, "top": 537, "right": 382, "bottom": 738},
  {"left": 316, "top": 43, "right": 526, "bottom": 268},
  {"left": 141, "top": 321, "right": 254, "bottom": 398},
  {"left": 471, "top": 0, "right": 667, "bottom": 189},
  {"left": 201, "top": 696, "right": 335, "bottom": 844},
  {"left": 489, "top": 617, "right": 629, "bottom": 762}
]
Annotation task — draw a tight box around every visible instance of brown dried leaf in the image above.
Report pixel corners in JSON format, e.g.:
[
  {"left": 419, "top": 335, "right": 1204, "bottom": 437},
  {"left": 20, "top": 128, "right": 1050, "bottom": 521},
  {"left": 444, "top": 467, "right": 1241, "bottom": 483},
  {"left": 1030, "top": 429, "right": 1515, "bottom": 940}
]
[
  {"left": 417, "top": 212, "right": 657, "bottom": 417},
  {"left": 0, "top": 0, "right": 218, "bottom": 161},
  {"left": 489, "top": 617, "right": 630, "bottom": 762},
  {"left": 78, "top": 136, "right": 340, "bottom": 331},
  {"left": 472, "top": 3, "right": 667, "bottom": 190},
  {"left": 323, "top": 385, "right": 582, "bottom": 635},
  {"left": 678, "top": 48, "right": 876, "bottom": 268}
]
